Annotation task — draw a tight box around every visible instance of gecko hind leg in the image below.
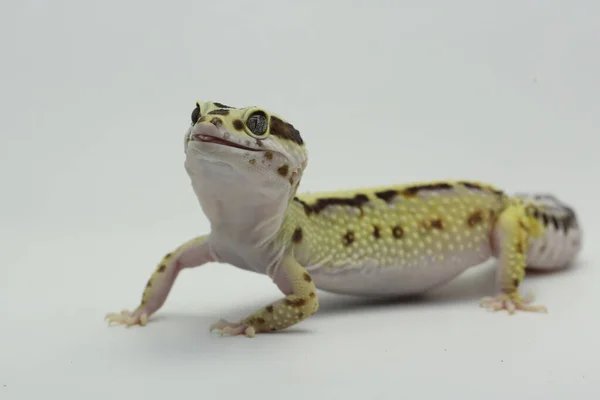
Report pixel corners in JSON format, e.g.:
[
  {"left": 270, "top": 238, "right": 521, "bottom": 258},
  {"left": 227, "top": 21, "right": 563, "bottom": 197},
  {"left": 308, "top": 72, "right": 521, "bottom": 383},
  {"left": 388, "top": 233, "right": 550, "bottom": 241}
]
[
  {"left": 105, "top": 235, "right": 213, "bottom": 327},
  {"left": 210, "top": 255, "right": 319, "bottom": 338},
  {"left": 480, "top": 201, "right": 548, "bottom": 314}
]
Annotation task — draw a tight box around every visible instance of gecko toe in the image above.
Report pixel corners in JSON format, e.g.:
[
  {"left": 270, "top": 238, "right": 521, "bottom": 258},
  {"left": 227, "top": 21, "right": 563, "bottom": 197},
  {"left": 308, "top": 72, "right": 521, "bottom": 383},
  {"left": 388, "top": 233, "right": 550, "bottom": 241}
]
[
  {"left": 105, "top": 308, "right": 149, "bottom": 327},
  {"left": 210, "top": 319, "right": 255, "bottom": 337},
  {"left": 479, "top": 294, "right": 547, "bottom": 314}
]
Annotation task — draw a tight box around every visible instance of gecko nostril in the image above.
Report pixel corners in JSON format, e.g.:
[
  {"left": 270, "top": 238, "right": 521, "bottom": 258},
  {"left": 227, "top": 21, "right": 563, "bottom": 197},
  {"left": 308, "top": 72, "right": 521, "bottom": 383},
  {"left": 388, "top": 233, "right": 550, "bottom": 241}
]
[{"left": 210, "top": 117, "right": 223, "bottom": 128}]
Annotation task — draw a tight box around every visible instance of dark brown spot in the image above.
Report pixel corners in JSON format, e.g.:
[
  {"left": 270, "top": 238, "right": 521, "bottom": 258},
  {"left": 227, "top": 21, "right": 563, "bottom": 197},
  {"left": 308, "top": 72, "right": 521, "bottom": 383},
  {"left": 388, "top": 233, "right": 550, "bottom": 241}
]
[
  {"left": 292, "top": 227, "right": 303, "bottom": 244},
  {"left": 309, "top": 292, "right": 316, "bottom": 299},
  {"left": 373, "top": 225, "right": 381, "bottom": 238},
  {"left": 518, "top": 221, "right": 529, "bottom": 233},
  {"left": 402, "top": 183, "right": 454, "bottom": 198},
  {"left": 256, "top": 317, "right": 266, "bottom": 324},
  {"left": 264, "top": 151, "right": 274, "bottom": 160},
  {"left": 289, "top": 177, "right": 294, "bottom": 185},
  {"left": 298, "top": 312, "right": 304, "bottom": 319},
  {"left": 213, "top": 102, "right": 233, "bottom": 108},
  {"left": 266, "top": 305, "right": 274, "bottom": 313},
  {"left": 459, "top": 181, "right": 483, "bottom": 191},
  {"left": 210, "top": 117, "right": 222, "bottom": 127},
  {"left": 562, "top": 216, "right": 572, "bottom": 234},
  {"left": 430, "top": 219, "right": 444, "bottom": 230},
  {"left": 392, "top": 225, "right": 404, "bottom": 238},
  {"left": 516, "top": 241, "right": 524, "bottom": 254},
  {"left": 293, "top": 197, "right": 313, "bottom": 215},
  {"left": 462, "top": 181, "right": 504, "bottom": 197},
  {"left": 421, "top": 218, "right": 444, "bottom": 231},
  {"left": 541, "top": 213, "right": 549, "bottom": 226},
  {"left": 277, "top": 164, "right": 289, "bottom": 177},
  {"left": 467, "top": 210, "right": 484, "bottom": 227},
  {"left": 375, "top": 190, "right": 398, "bottom": 203},
  {"left": 540, "top": 244, "right": 547, "bottom": 253},
  {"left": 512, "top": 278, "right": 520, "bottom": 288},
  {"left": 550, "top": 215, "right": 560, "bottom": 230},
  {"left": 342, "top": 230, "right": 355, "bottom": 246},
  {"left": 297, "top": 194, "right": 370, "bottom": 216},
  {"left": 270, "top": 116, "right": 304, "bottom": 145},
  {"left": 303, "top": 272, "right": 312, "bottom": 282},
  {"left": 249, "top": 159, "right": 256, "bottom": 165},
  {"left": 563, "top": 206, "right": 577, "bottom": 230},
  {"left": 164, "top": 253, "right": 172, "bottom": 259},
  {"left": 145, "top": 280, "right": 152, "bottom": 288},
  {"left": 285, "top": 298, "right": 307, "bottom": 307},
  {"left": 157, "top": 264, "right": 166, "bottom": 273},
  {"left": 208, "top": 109, "right": 229, "bottom": 115},
  {"left": 233, "top": 119, "right": 244, "bottom": 130}
]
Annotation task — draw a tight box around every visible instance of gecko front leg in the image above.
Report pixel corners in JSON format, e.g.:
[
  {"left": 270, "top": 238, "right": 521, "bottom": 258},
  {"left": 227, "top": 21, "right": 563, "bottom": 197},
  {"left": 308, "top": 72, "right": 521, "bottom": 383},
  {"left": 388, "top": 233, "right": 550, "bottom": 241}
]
[
  {"left": 480, "top": 203, "right": 547, "bottom": 314},
  {"left": 210, "top": 255, "right": 319, "bottom": 338},
  {"left": 105, "top": 234, "right": 214, "bottom": 327}
]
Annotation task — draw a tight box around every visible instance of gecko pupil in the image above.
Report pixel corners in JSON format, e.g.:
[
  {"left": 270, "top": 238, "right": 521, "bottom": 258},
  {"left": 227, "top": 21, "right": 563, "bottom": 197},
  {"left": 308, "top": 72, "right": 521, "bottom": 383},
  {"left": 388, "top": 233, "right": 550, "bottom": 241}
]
[
  {"left": 246, "top": 111, "right": 268, "bottom": 136},
  {"left": 191, "top": 103, "right": 200, "bottom": 124}
]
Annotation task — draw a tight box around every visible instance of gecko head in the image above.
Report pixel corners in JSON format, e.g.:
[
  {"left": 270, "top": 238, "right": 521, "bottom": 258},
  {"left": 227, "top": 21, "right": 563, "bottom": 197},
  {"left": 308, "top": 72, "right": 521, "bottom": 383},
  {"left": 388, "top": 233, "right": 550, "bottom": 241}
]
[{"left": 183, "top": 101, "right": 309, "bottom": 208}]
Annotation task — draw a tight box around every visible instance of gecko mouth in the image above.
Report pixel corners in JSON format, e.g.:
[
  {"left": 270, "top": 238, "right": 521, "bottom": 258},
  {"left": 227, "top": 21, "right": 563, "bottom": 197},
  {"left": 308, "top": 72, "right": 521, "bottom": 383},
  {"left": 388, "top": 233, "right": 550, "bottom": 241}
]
[{"left": 192, "top": 134, "right": 261, "bottom": 152}]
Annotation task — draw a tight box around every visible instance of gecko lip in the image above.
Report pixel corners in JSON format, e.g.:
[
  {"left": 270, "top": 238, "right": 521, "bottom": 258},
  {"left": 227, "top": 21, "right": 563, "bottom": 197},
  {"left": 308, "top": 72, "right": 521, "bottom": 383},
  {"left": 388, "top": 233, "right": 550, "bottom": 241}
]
[{"left": 191, "top": 134, "right": 261, "bottom": 152}]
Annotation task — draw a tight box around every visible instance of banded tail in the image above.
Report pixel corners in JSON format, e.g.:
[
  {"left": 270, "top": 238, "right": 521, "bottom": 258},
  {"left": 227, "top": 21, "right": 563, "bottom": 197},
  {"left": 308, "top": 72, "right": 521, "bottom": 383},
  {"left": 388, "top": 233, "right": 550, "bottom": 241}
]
[{"left": 514, "top": 193, "right": 582, "bottom": 270}]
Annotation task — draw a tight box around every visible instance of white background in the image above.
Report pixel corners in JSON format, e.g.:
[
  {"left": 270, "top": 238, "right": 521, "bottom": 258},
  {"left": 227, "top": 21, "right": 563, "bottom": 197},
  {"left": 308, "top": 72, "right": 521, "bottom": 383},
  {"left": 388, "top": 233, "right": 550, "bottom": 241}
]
[{"left": 1, "top": 0, "right": 599, "bottom": 398}]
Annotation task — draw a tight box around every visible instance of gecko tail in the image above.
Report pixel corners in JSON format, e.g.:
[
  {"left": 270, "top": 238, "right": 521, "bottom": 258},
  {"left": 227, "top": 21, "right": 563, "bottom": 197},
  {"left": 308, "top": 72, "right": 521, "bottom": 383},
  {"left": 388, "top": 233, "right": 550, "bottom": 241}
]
[{"left": 513, "top": 193, "right": 583, "bottom": 271}]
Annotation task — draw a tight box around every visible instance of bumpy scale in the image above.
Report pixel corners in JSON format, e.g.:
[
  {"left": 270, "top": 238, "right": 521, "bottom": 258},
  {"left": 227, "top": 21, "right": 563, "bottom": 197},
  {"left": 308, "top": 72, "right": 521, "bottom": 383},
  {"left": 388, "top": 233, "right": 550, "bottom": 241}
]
[{"left": 105, "top": 101, "right": 583, "bottom": 337}]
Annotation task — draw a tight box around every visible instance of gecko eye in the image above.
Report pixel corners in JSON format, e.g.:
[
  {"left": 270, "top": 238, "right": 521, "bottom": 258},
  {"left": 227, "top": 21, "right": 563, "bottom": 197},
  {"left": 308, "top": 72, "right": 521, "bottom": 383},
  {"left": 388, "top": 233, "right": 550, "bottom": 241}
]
[
  {"left": 191, "top": 103, "right": 200, "bottom": 125},
  {"left": 246, "top": 110, "right": 269, "bottom": 137}
]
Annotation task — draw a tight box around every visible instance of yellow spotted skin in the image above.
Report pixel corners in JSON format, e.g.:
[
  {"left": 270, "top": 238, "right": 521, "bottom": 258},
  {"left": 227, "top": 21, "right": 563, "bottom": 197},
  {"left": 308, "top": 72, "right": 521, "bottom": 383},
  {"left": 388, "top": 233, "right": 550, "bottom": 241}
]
[
  {"left": 286, "top": 181, "right": 506, "bottom": 269},
  {"left": 106, "top": 100, "right": 582, "bottom": 337},
  {"left": 279, "top": 179, "right": 571, "bottom": 314},
  {"left": 237, "top": 256, "right": 319, "bottom": 336}
]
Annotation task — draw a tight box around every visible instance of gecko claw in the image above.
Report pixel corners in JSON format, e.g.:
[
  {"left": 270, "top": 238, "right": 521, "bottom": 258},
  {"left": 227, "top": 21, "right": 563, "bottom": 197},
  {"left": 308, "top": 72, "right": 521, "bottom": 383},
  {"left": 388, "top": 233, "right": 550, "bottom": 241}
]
[
  {"left": 210, "top": 319, "right": 256, "bottom": 337},
  {"left": 479, "top": 293, "right": 548, "bottom": 314}
]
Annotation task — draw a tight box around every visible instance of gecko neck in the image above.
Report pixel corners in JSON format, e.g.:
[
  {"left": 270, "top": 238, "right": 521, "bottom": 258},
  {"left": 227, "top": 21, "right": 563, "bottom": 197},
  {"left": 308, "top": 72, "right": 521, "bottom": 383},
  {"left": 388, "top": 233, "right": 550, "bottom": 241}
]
[{"left": 187, "top": 157, "right": 291, "bottom": 249}]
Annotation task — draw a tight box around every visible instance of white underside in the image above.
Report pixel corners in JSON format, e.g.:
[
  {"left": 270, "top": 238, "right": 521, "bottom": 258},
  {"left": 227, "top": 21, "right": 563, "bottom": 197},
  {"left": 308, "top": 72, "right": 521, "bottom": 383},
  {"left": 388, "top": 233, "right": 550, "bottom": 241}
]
[
  {"left": 184, "top": 132, "right": 295, "bottom": 277},
  {"left": 306, "top": 243, "right": 493, "bottom": 297}
]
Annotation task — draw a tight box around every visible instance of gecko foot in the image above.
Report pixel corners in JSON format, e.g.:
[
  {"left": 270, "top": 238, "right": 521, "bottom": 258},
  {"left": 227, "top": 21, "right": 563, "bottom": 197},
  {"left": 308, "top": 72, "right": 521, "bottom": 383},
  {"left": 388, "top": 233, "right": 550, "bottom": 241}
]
[
  {"left": 209, "top": 319, "right": 256, "bottom": 338},
  {"left": 479, "top": 293, "right": 548, "bottom": 314},
  {"left": 105, "top": 308, "right": 149, "bottom": 327}
]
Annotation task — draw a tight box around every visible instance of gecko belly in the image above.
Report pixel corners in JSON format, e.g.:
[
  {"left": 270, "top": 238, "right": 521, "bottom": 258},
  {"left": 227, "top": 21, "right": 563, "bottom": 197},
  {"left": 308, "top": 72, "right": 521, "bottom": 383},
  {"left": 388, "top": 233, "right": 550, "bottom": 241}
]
[{"left": 307, "top": 244, "right": 492, "bottom": 297}]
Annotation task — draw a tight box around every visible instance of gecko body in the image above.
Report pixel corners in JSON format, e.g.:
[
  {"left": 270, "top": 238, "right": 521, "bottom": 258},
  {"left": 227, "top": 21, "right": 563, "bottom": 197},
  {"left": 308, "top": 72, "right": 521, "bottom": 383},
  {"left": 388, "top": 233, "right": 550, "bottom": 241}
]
[{"left": 106, "top": 101, "right": 582, "bottom": 337}]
